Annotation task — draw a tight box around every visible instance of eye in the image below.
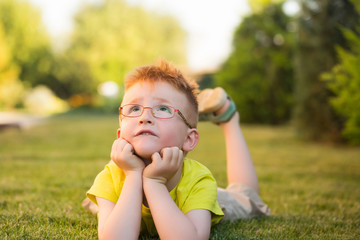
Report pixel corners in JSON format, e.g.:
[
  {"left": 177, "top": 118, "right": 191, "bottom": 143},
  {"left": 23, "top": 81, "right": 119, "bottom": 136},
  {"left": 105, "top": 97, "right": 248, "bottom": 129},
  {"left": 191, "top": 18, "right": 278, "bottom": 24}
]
[
  {"left": 129, "top": 105, "right": 141, "bottom": 112},
  {"left": 153, "top": 105, "right": 174, "bottom": 118},
  {"left": 157, "top": 105, "right": 171, "bottom": 112},
  {"left": 123, "top": 104, "right": 142, "bottom": 116}
]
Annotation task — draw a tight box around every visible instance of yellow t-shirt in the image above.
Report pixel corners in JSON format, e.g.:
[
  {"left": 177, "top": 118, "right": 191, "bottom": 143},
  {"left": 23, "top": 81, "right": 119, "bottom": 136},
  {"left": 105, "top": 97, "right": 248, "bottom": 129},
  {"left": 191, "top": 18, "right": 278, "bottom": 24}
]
[{"left": 87, "top": 158, "right": 224, "bottom": 236}]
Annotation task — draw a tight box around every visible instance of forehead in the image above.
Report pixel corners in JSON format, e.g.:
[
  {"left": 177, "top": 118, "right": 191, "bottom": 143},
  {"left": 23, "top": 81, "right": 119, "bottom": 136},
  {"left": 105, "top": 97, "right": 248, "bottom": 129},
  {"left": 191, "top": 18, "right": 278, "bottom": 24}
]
[{"left": 122, "top": 81, "right": 188, "bottom": 106}]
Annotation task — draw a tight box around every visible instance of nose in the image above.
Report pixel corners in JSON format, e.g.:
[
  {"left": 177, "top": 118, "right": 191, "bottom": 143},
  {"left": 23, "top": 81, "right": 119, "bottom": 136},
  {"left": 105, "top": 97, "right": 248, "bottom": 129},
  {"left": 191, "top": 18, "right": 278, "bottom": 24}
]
[{"left": 139, "top": 107, "right": 154, "bottom": 125}]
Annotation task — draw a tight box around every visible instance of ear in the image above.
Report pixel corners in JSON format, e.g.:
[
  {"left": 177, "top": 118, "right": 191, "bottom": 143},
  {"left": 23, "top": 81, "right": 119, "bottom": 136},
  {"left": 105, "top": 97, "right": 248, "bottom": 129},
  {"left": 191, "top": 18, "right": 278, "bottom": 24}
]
[
  {"left": 117, "top": 128, "right": 121, "bottom": 139},
  {"left": 182, "top": 128, "right": 199, "bottom": 152}
]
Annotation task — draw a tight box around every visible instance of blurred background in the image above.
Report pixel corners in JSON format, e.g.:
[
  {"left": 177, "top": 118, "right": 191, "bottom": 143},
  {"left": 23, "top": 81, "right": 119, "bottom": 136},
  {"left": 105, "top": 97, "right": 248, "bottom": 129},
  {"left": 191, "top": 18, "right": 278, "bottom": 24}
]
[{"left": 0, "top": 0, "right": 359, "bottom": 145}]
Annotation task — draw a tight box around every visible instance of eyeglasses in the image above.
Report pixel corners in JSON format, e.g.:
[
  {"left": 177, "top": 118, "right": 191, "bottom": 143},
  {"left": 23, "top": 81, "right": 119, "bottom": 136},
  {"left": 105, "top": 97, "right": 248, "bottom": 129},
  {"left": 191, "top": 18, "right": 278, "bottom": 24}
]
[{"left": 119, "top": 104, "right": 194, "bottom": 129}]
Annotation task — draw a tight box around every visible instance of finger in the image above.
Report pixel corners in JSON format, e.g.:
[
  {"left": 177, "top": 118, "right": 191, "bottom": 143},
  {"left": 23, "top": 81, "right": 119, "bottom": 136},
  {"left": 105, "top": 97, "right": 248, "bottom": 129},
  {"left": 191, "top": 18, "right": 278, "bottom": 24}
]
[
  {"left": 161, "top": 147, "right": 173, "bottom": 163},
  {"left": 117, "top": 138, "right": 129, "bottom": 148},
  {"left": 110, "top": 139, "right": 119, "bottom": 160},
  {"left": 177, "top": 148, "right": 183, "bottom": 163},
  {"left": 166, "top": 147, "right": 182, "bottom": 168},
  {"left": 151, "top": 152, "right": 162, "bottom": 164},
  {"left": 172, "top": 147, "right": 183, "bottom": 167},
  {"left": 112, "top": 138, "right": 124, "bottom": 150},
  {"left": 171, "top": 146, "right": 181, "bottom": 158},
  {"left": 123, "top": 142, "right": 135, "bottom": 156},
  {"left": 166, "top": 147, "right": 181, "bottom": 169},
  {"left": 111, "top": 138, "right": 127, "bottom": 160}
]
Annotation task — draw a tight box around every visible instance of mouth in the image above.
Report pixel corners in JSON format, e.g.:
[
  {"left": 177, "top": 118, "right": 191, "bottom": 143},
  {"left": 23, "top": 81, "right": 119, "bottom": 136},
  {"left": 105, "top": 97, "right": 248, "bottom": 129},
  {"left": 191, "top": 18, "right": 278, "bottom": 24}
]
[{"left": 135, "top": 129, "right": 157, "bottom": 137}]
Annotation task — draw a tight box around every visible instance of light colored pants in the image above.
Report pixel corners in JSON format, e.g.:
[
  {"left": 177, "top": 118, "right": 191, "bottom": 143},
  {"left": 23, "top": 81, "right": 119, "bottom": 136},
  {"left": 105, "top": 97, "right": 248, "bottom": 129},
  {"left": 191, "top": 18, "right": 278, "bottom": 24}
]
[{"left": 217, "top": 183, "right": 270, "bottom": 222}]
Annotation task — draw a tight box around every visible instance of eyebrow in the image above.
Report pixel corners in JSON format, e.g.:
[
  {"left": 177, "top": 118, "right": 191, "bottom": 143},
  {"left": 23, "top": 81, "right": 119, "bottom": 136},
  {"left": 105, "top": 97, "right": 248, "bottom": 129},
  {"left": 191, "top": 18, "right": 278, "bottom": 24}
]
[
  {"left": 153, "top": 97, "right": 172, "bottom": 105},
  {"left": 125, "top": 97, "right": 172, "bottom": 106}
]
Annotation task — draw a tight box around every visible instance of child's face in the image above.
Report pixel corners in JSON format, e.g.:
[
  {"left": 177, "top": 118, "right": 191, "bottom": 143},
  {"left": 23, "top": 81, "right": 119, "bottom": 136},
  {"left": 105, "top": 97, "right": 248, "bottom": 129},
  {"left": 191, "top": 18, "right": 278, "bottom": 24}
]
[{"left": 119, "top": 81, "right": 194, "bottom": 160}]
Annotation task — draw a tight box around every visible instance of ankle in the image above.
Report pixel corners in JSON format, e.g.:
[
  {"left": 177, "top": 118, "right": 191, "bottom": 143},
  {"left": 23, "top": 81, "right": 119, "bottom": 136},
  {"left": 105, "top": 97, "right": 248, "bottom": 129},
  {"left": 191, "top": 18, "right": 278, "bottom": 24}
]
[{"left": 220, "top": 112, "right": 240, "bottom": 128}]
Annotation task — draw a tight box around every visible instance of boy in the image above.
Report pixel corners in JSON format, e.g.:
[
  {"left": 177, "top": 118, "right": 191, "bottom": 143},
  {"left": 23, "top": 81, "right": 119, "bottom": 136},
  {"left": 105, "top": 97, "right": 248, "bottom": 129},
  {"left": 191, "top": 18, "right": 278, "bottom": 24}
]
[{"left": 85, "top": 60, "right": 270, "bottom": 239}]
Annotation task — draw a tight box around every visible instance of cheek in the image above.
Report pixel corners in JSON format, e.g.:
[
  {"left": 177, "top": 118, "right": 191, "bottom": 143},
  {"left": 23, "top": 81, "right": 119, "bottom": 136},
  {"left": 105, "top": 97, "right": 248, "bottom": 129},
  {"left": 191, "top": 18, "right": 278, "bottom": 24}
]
[
  {"left": 119, "top": 121, "right": 133, "bottom": 139},
  {"left": 159, "top": 125, "right": 187, "bottom": 147}
]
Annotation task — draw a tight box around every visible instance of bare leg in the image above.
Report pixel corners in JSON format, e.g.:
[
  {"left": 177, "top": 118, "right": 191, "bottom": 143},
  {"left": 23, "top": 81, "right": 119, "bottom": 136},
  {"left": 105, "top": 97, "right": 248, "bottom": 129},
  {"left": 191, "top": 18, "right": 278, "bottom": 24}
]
[{"left": 214, "top": 100, "right": 259, "bottom": 193}]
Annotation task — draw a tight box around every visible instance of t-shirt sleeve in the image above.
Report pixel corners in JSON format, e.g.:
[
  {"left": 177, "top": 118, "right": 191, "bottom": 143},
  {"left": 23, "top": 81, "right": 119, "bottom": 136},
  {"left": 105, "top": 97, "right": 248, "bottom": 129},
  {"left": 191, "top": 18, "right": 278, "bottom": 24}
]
[
  {"left": 86, "top": 163, "right": 122, "bottom": 205},
  {"left": 181, "top": 174, "right": 224, "bottom": 225}
]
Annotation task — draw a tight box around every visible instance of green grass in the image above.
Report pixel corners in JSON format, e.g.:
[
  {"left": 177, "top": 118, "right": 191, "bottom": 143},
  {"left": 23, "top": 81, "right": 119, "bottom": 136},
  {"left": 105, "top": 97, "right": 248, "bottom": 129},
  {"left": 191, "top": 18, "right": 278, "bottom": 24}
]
[{"left": 1, "top": 112, "right": 359, "bottom": 239}]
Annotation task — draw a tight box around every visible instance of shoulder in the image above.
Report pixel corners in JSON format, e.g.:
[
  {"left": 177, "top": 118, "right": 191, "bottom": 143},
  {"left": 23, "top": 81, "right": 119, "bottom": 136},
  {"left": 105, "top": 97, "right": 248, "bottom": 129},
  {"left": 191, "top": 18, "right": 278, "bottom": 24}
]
[
  {"left": 177, "top": 158, "right": 217, "bottom": 191},
  {"left": 182, "top": 158, "right": 214, "bottom": 180},
  {"left": 95, "top": 160, "right": 124, "bottom": 177},
  {"left": 87, "top": 161, "right": 126, "bottom": 204}
]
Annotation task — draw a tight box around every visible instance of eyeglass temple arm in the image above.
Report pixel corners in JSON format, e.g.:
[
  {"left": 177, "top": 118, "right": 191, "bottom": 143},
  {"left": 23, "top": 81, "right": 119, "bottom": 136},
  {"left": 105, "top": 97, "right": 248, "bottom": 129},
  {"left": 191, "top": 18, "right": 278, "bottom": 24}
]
[{"left": 177, "top": 110, "right": 194, "bottom": 129}]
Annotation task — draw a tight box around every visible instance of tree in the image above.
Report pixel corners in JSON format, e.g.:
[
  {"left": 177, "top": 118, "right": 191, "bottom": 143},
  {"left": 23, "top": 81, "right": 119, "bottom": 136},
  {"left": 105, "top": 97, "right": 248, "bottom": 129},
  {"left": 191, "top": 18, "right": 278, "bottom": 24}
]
[
  {"left": 322, "top": 0, "right": 360, "bottom": 145},
  {"left": 65, "top": 0, "right": 186, "bottom": 93},
  {"left": 293, "top": 0, "right": 359, "bottom": 142},
  {"left": 0, "top": 23, "right": 23, "bottom": 109},
  {"left": 216, "top": 3, "right": 295, "bottom": 124},
  {"left": 0, "top": 0, "right": 53, "bottom": 87},
  {"left": 0, "top": 0, "right": 60, "bottom": 110},
  {"left": 248, "top": 0, "right": 283, "bottom": 13}
]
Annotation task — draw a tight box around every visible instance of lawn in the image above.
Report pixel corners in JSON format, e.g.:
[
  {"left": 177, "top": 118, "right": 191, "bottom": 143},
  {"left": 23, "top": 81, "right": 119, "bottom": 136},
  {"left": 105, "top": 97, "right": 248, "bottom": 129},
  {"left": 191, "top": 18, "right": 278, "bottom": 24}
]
[{"left": 1, "top": 111, "right": 359, "bottom": 239}]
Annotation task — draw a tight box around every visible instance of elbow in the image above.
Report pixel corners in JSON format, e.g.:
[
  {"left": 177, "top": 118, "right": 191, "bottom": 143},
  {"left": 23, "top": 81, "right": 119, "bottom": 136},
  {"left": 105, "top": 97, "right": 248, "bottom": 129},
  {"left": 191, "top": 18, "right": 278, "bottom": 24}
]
[
  {"left": 162, "top": 229, "right": 209, "bottom": 240},
  {"left": 98, "top": 229, "right": 139, "bottom": 240},
  {"left": 97, "top": 228, "right": 114, "bottom": 240},
  {"left": 98, "top": 229, "right": 107, "bottom": 240},
  {"left": 195, "top": 231, "right": 210, "bottom": 240}
]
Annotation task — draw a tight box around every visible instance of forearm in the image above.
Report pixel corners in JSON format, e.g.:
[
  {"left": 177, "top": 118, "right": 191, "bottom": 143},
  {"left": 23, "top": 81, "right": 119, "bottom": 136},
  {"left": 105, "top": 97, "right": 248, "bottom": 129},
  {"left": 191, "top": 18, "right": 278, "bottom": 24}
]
[
  {"left": 143, "top": 180, "right": 207, "bottom": 240},
  {"left": 99, "top": 172, "right": 143, "bottom": 240}
]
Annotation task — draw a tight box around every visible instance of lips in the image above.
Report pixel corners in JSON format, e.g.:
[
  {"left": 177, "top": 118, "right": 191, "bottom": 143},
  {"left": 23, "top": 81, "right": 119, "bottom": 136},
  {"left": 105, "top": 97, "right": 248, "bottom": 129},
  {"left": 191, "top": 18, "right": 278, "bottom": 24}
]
[{"left": 135, "top": 129, "right": 157, "bottom": 137}]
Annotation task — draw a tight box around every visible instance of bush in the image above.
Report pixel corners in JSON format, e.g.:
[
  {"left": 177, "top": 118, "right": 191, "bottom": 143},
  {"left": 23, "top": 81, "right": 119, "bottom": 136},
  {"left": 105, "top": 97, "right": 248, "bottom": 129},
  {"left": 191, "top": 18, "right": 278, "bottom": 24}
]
[
  {"left": 323, "top": 29, "right": 360, "bottom": 145},
  {"left": 321, "top": 0, "right": 360, "bottom": 145},
  {"left": 215, "top": 3, "right": 295, "bottom": 124}
]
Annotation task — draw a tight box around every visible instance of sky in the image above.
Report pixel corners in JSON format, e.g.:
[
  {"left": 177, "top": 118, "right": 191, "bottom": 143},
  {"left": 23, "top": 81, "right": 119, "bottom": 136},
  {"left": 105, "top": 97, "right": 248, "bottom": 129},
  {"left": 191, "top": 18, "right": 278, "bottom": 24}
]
[{"left": 27, "top": 0, "right": 251, "bottom": 72}]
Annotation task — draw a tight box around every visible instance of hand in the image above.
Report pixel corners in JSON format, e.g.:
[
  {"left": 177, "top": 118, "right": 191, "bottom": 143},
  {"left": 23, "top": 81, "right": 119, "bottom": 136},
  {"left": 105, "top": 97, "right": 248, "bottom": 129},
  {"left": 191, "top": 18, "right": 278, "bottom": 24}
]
[
  {"left": 110, "top": 138, "right": 145, "bottom": 175},
  {"left": 143, "top": 147, "right": 183, "bottom": 185}
]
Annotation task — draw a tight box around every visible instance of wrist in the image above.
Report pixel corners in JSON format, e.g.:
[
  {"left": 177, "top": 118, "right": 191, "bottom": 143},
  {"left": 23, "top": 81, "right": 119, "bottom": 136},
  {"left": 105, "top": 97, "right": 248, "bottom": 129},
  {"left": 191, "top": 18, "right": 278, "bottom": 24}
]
[
  {"left": 143, "top": 176, "right": 167, "bottom": 188},
  {"left": 125, "top": 170, "right": 143, "bottom": 179}
]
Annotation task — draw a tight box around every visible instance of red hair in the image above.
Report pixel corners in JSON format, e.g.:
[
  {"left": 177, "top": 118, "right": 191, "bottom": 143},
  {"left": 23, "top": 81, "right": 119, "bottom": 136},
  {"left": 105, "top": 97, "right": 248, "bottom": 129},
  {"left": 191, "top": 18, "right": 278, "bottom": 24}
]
[{"left": 124, "top": 59, "right": 199, "bottom": 125}]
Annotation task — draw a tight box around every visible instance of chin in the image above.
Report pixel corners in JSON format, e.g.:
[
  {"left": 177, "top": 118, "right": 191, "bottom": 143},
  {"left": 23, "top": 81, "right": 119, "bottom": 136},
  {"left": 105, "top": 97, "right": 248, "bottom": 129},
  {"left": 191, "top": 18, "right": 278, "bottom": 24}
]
[{"left": 133, "top": 146, "right": 159, "bottom": 160}]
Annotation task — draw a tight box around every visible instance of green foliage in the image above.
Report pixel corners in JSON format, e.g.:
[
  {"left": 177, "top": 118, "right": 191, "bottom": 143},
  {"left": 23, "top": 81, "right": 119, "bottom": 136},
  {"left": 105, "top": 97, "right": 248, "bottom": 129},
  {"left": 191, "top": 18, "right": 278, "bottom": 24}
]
[
  {"left": 248, "top": 0, "right": 283, "bottom": 13},
  {"left": 293, "top": 0, "right": 359, "bottom": 142},
  {"left": 0, "top": 23, "right": 24, "bottom": 109},
  {"left": 322, "top": 6, "right": 360, "bottom": 145},
  {"left": 216, "top": 3, "right": 295, "bottom": 124},
  {"left": 0, "top": 0, "right": 57, "bottom": 110},
  {"left": 1, "top": 114, "right": 359, "bottom": 239},
  {"left": 0, "top": 0, "right": 186, "bottom": 107},
  {"left": 0, "top": 0, "right": 53, "bottom": 86},
  {"left": 47, "top": 53, "right": 97, "bottom": 99},
  {"left": 66, "top": 0, "right": 186, "bottom": 90}
]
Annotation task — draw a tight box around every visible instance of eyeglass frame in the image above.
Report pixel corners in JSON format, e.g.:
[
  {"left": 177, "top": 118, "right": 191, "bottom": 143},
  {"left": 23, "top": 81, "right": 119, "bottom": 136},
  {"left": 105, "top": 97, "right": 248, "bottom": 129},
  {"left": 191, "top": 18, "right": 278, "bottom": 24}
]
[{"left": 119, "top": 104, "right": 194, "bottom": 129}]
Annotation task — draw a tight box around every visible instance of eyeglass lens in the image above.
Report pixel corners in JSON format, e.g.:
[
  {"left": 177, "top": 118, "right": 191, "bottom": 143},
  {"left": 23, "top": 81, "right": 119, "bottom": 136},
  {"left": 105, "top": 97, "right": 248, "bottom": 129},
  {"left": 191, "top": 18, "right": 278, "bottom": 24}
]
[{"left": 121, "top": 104, "right": 174, "bottom": 118}]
